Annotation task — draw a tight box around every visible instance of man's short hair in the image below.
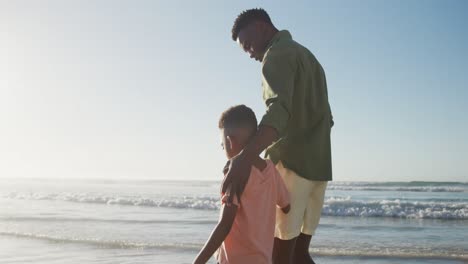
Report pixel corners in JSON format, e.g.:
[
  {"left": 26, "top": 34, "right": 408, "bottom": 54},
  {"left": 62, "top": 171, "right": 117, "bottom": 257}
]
[
  {"left": 218, "top": 105, "right": 257, "bottom": 137},
  {"left": 231, "top": 8, "right": 273, "bottom": 41}
]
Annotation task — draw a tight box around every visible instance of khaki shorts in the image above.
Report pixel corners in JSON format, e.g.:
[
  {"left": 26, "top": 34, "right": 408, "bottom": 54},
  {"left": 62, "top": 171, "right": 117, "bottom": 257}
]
[{"left": 275, "top": 161, "right": 328, "bottom": 240}]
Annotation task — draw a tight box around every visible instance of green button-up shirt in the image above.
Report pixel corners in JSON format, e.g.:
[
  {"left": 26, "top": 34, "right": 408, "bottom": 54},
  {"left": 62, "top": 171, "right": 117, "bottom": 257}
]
[{"left": 260, "top": 30, "right": 333, "bottom": 181}]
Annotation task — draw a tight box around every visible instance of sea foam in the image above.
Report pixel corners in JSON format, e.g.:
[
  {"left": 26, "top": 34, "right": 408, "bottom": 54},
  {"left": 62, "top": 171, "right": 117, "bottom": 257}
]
[{"left": 4, "top": 192, "right": 467, "bottom": 219}]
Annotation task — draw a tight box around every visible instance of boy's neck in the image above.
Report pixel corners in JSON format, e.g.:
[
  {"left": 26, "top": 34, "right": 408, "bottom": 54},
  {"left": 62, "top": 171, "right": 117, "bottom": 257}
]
[
  {"left": 251, "top": 156, "right": 267, "bottom": 172},
  {"left": 235, "top": 145, "right": 267, "bottom": 171}
]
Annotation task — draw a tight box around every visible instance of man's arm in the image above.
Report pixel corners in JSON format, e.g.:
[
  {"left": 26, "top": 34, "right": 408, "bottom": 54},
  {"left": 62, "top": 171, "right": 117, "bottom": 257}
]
[
  {"left": 193, "top": 204, "right": 238, "bottom": 264},
  {"left": 222, "top": 48, "right": 296, "bottom": 202},
  {"left": 240, "top": 124, "right": 279, "bottom": 161},
  {"left": 221, "top": 125, "right": 278, "bottom": 202}
]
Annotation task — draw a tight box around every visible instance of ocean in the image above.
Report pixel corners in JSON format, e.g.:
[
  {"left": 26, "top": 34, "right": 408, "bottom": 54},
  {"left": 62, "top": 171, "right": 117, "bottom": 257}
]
[{"left": 0, "top": 178, "right": 467, "bottom": 264}]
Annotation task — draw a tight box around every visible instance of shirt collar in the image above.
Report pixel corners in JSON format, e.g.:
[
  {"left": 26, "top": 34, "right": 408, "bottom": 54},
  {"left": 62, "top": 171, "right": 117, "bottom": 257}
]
[{"left": 263, "top": 30, "right": 292, "bottom": 58}]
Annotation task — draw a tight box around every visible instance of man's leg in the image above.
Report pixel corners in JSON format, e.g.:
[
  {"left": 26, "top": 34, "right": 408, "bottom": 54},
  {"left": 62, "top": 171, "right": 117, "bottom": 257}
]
[
  {"left": 274, "top": 161, "right": 309, "bottom": 264},
  {"left": 297, "top": 181, "right": 328, "bottom": 264},
  {"left": 273, "top": 237, "right": 297, "bottom": 264},
  {"left": 294, "top": 233, "right": 314, "bottom": 264}
]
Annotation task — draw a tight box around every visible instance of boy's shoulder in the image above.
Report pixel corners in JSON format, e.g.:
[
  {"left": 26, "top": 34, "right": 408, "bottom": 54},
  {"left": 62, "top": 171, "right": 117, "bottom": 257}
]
[{"left": 248, "top": 159, "right": 280, "bottom": 184}]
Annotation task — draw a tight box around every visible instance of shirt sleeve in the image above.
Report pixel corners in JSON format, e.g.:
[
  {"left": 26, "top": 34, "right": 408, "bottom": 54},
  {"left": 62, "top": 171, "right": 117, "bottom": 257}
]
[
  {"left": 275, "top": 170, "right": 290, "bottom": 208},
  {"left": 259, "top": 48, "right": 297, "bottom": 138}
]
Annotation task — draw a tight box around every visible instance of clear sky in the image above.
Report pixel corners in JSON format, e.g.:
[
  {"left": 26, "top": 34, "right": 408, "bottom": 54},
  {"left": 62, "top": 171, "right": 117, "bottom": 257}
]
[{"left": 1, "top": 0, "right": 467, "bottom": 182}]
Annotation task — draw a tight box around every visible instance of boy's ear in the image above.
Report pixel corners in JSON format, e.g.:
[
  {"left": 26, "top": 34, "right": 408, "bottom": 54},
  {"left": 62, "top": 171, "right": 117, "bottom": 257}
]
[{"left": 226, "top": 135, "right": 235, "bottom": 149}]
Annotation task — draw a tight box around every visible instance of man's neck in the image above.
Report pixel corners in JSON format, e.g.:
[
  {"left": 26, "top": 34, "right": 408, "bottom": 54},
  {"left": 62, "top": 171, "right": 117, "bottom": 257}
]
[
  {"left": 259, "top": 28, "right": 279, "bottom": 60},
  {"left": 265, "top": 27, "right": 279, "bottom": 45}
]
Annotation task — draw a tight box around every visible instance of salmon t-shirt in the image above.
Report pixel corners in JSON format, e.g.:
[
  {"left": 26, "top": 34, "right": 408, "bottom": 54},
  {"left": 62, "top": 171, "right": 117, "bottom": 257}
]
[{"left": 216, "top": 159, "right": 290, "bottom": 264}]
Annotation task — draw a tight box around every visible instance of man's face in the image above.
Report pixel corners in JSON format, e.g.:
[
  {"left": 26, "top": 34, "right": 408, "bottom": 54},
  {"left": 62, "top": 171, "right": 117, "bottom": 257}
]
[{"left": 236, "top": 22, "right": 267, "bottom": 62}]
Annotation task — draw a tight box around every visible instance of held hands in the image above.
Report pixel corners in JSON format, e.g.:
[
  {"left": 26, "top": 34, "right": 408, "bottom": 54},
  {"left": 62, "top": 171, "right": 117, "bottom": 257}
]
[{"left": 221, "top": 153, "right": 252, "bottom": 205}]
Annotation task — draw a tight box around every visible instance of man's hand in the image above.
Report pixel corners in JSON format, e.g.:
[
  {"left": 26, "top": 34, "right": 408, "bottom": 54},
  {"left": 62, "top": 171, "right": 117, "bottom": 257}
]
[
  {"left": 221, "top": 125, "right": 279, "bottom": 204},
  {"left": 221, "top": 153, "right": 252, "bottom": 204}
]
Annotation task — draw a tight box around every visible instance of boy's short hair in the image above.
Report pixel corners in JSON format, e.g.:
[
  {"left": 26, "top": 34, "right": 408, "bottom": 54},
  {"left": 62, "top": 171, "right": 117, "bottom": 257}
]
[
  {"left": 231, "top": 8, "right": 273, "bottom": 41},
  {"left": 218, "top": 105, "right": 257, "bottom": 137}
]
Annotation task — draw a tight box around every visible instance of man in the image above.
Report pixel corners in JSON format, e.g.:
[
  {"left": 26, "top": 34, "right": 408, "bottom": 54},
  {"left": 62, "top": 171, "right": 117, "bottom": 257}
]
[{"left": 222, "top": 8, "right": 334, "bottom": 264}]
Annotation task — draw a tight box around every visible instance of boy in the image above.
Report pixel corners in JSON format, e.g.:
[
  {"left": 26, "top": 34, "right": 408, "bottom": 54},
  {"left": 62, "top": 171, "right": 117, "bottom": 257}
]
[{"left": 193, "top": 105, "right": 290, "bottom": 264}]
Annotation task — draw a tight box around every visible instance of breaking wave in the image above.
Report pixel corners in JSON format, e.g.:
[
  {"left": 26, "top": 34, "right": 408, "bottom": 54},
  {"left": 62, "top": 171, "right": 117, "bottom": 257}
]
[{"left": 3, "top": 192, "right": 467, "bottom": 219}]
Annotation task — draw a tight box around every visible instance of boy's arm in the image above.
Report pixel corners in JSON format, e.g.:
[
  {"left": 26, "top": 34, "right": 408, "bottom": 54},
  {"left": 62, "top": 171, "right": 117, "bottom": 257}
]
[
  {"left": 276, "top": 171, "right": 291, "bottom": 214},
  {"left": 193, "top": 204, "right": 238, "bottom": 264},
  {"left": 281, "top": 204, "right": 291, "bottom": 214}
]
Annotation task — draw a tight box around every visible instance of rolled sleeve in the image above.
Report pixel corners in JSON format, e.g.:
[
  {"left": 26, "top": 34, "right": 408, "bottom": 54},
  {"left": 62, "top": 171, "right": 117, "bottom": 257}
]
[{"left": 259, "top": 49, "right": 296, "bottom": 138}]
